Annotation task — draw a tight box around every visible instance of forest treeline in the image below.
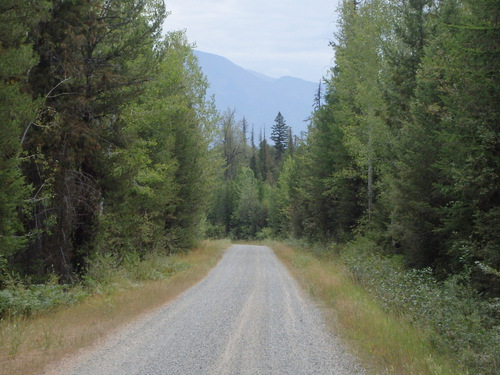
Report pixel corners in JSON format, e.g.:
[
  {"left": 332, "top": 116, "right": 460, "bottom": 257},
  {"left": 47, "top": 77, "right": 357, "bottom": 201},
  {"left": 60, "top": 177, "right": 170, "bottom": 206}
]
[
  {"left": 1, "top": 0, "right": 499, "bottom": 371},
  {"left": 1, "top": 0, "right": 220, "bottom": 283},
  {"left": 207, "top": 0, "right": 500, "bottom": 299},
  {"left": 1, "top": 0, "right": 499, "bottom": 300},
  {"left": 206, "top": 1, "right": 499, "bottom": 369}
]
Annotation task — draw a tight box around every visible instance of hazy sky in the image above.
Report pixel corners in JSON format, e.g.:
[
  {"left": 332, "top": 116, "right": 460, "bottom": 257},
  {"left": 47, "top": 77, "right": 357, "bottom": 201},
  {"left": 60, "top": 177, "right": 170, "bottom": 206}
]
[{"left": 163, "top": 0, "right": 341, "bottom": 82}]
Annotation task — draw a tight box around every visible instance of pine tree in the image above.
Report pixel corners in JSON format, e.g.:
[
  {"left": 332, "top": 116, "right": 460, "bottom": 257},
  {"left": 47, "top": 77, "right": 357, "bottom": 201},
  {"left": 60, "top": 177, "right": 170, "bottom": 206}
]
[
  {"left": 257, "top": 130, "right": 275, "bottom": 185},
  {"left": 271, "top": 112, "right": 289, "bottom": 163},
  {"left": 249, "top": 125, "right": 258, "bottom": 178},
  {"left": 0, "top": 1, "right": 49, "bottom": 261},
  {"left": 23, "top": 0, "right": 166, "bottom": 278},
  {"left": 101, "top": 30, "right": 217, "bottom": 255},
  {"left": 431, "top": 0, "right": 500, "bottom": 294}
]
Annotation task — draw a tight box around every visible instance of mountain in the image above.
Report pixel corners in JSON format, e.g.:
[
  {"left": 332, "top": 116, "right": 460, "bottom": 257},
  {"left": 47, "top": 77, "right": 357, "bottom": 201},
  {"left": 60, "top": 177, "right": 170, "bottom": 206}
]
[{"left": 194, "top": 50, "right": 317, "bottom": 137}]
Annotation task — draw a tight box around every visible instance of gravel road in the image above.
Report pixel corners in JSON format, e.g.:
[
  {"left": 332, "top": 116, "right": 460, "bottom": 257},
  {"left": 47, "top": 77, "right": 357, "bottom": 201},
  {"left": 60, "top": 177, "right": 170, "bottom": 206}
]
[{"left": 46, "top": 245, "right": 365, "bottom": 375}]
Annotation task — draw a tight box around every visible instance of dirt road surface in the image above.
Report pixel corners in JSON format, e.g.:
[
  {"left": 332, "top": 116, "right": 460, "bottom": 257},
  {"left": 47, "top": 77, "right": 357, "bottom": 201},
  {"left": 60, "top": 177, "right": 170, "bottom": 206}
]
[{"left": 45, "top": 245, "right": 365, "bottom": 375}]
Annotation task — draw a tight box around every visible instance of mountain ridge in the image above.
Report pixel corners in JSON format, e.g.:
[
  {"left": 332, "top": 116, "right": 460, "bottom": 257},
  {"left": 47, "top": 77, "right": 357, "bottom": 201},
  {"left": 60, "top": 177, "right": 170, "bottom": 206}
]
[{"left": 194, "top": 50, "right": 317, "bottom": 136}]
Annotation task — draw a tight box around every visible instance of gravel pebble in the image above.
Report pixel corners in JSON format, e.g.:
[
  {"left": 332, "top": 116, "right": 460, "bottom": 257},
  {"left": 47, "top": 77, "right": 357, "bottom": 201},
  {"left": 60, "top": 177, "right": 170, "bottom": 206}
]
[{"left": 45, "top": 245, "right": 365, "bottom": 375}]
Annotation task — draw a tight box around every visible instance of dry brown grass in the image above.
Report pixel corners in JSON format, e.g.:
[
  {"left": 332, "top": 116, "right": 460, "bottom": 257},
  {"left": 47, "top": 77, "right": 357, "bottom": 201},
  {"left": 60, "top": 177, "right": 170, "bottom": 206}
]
[
  {"left": 269, "top": 241, "right": 462, "bottom": 375},
  {"left": 0, "top": 240, "right": 229, "bottom": 375}
]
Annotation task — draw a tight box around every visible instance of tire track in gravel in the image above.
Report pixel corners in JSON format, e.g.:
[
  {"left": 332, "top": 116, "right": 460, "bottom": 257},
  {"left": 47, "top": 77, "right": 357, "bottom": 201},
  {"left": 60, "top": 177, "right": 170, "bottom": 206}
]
[{"left": 45, "top": 245, "right": 365, "bottom": 375}]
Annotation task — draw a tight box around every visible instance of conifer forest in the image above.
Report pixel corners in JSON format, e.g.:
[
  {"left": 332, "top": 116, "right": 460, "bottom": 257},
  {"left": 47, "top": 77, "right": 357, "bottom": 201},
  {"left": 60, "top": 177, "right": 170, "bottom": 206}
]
[{"left": 0, "top": 0, "right": 499, "bottom": 372}]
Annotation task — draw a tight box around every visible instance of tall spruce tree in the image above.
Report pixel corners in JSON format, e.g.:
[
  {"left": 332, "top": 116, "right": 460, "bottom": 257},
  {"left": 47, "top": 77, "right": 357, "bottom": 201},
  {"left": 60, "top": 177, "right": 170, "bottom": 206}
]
[
  {"left": 271, "top": 112, "right": 289, "bottom": 163},
  {"left": 99, "top": 30, "right": 218, "bottom": 255},
  {"left": 0, "top": 1, "right": 49, "bottom": 263},
  {"left": 385, "top": 0, "right": 459, "bottom": 269},
  {"left": 380, "top": 0, "right": 434, "bottom": 255},
  {"left": 432, "top": 0, "right": 500, "bottom": 293},
  {"left": 307, "top": 84, "right": 364, "bottom": 241},
  {"left": 23, "top": 0, "right": 166, "bottom": 278},
  {"left": 257, "top": 131, "right": 275, "bottom": 185}
]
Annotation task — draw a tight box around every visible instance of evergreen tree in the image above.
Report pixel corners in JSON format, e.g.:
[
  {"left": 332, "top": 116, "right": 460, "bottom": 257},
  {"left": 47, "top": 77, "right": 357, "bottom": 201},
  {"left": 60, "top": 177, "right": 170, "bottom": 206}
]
[
  {"left": 383, "top": 0, "right": 431, "bottom": 130},
  {"left": 308, "top": 85, "right": 364, "bottom": 241},
  {"left": 273, "top": 80, "right": 364, "bottom": 242},
  {"left": 257, "top": 131, "right": 275, "bottom": 185},
  {"left": 313, "top": 81, "right": 322, "bottom": 112},
  {"left": 0, "top": 1, "right": 49, "bottom": 262},
  {"left": 241, "top": 117, "right": 248, "bottom": 146},
  {"left": 431, "top": 0, "right": 500, "bottom": 293},
  {"left": 100, "top": 31, "right": 218, "bottom": 254},
  {"left": 385, "top": 0, "right": 459, "bottom": 269},
  {"left": 23, "top": 0, "right": 166, "bottom": 278},
  {"left": 219, "top": 109, "right": 245, "bottom": 180},
  {"left": 249, "top": 125, "right": 258, "bottom": 178},
  {"left": 379, "top": 0, "right": 434, "bottom": 255},
  {"left": 286, "top": 127, "right": 295, "bottom": 156},
  {"left": 271, "top": 112, "right": 289, "bottom": 163}
]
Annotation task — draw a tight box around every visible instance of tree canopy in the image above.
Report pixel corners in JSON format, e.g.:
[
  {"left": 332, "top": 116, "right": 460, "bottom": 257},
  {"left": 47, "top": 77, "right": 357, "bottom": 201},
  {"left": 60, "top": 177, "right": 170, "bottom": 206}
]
[
  {"left": 1, "top": 0, "right": 498, "bottom": 306},
  {"left": 0, "top": 0, "right": 217, "bottom": 283}
]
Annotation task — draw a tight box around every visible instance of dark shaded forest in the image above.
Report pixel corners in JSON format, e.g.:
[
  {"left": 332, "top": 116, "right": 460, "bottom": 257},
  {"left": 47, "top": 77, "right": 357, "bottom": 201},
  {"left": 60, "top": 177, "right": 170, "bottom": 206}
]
[
  {"left": 1, "top": 0, "right": 219, "bottom": 283},
  {"left": 1, "top": 0, "right": 499, "bottom": 297},
  {"left": 1, "top": 0, "right": 499, "bottom": 372}
]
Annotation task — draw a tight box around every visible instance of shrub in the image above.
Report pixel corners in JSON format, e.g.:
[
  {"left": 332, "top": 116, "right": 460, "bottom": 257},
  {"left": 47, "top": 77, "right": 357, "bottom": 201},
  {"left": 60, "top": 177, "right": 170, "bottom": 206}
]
[
  {"left": 0, "top": 249, "right": 194, "bottom": 318},
  {"left": 256, "top": 227, "right": 273, "bottom": 241},
  {"left": 122, "top": 251, "right": 190, "bottom": 281},
  {"left": 341, "top": 238, "right": 500, "bottom": 375},
  {"left": 0, "top": 277, "right": 88, "bottom": 317}
]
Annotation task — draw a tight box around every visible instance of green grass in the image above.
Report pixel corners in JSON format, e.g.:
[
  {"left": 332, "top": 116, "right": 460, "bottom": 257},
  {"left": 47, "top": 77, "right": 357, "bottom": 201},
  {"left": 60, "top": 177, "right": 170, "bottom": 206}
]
[
  {"left": 0, "top": 240, "right": 230, "bottom": 375},
  {"left": 269, "top": 240, "right": 468, "bottom": 375}
]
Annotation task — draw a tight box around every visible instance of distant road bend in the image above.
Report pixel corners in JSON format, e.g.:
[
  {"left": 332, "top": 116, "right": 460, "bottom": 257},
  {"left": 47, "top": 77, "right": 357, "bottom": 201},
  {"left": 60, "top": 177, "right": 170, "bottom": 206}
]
[{"left": 47, "top": 245, "right": 365, "bottom": 375}]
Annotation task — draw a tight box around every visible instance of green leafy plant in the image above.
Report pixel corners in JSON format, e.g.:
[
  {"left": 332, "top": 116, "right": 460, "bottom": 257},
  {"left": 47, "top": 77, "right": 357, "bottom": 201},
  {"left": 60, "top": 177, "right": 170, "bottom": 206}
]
[{"left": 342, "top": 238, "right": 499, "bottom": 374}]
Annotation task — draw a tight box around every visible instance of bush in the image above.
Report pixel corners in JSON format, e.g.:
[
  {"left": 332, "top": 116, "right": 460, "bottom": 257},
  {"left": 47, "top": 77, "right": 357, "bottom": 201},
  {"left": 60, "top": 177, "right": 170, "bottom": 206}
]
[
  {"left": 0, "top": 249, "right": 195, "bottom": 318},
  {"left": 341, "top": 237, "right": 500, "bottom": 375},
  {"left": 204, "top": 223, "right": 226, "bottom": 240},
  {"left": 82, "top": 252, "right": 129, "bottom": 294},
  {"left": 0, "top": 277, "right": 88, "bottom": 317},
  {"left": 122, "top": 251, "right": 190, "bottom": 281},
  {"left": 82, "top": 250, "right": 192, "bottom": 293},
  {"left": 256, "top": 227, "right": 273, "bottom": 241}
]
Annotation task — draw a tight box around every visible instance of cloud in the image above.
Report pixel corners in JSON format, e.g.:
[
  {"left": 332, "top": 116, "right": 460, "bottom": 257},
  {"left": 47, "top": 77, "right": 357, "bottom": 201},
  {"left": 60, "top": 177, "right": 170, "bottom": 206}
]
[{"left": 163, "top": 0, "right": 339, "bottom": 81}]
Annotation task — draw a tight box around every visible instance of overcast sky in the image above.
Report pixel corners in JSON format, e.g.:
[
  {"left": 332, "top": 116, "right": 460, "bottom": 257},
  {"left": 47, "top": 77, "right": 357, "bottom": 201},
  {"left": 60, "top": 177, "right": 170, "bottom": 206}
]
[{"left": 163, "top": 0, "right": 341, "bottom": 82}]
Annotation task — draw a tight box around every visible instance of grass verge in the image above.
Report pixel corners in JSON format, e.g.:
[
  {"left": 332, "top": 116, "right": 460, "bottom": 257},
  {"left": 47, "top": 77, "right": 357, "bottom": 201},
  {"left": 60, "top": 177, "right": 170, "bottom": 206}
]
[
  {"left": 268, "top": 240, "right": 466, "bottom": 375},
  {"left": 0, "top": 240, "right": 229, "bottom": 375}
]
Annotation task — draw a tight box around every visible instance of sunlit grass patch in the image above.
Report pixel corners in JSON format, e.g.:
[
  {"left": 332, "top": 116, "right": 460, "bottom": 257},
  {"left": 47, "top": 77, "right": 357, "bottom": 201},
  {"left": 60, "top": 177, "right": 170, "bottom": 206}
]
[{"left": 0, "top": 239, "right": 230, "bottom": 375}]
